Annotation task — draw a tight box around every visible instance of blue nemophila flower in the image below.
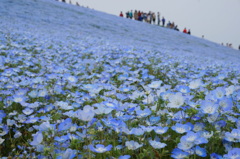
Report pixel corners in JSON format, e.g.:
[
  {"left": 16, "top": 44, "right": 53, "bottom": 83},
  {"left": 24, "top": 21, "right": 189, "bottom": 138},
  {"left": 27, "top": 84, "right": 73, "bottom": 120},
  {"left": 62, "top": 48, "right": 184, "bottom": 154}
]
[
  {"left": 167, "top": 92, "right": 185, "bottom": 108},
  {"left": 30, "top": 131, "right": 43, "bottom": 146},
  {"left": 115, "top": 145, "right": 124, "bottom": 150},
  {"left": 23, "top": 108, "right": 34, "bottom": 115},
  {"left": 177, "top": 85, "right": 190, "bottom": 94},
  {"left": 89, "top": 144, "right": 112, "bottom": 153},
  {"left": 0, "top": 125, "right": 8, "bottom": 136},
  {"left": 146, "top": 116, "right": 160, "bottom": 125},
  {"left": 193, "top": 122, "right": 205, "bottom": 132},
  {"left": 178, "top": 131, "right": 201, "bottom": 151},
  {"left": 0, "top": 110, "right": 6, "bottom": 123},
  {"left": 219, "top": 97, "right": 233, "bottom": 112},
  {"left": 154, "top": 126, "right": 168, "bottom": 134},
  {"left": 54, "top": 135, "right": 69, "bottom": 143},
  {"left": 7, "top": 119, "right": 15, "bottom": 126},
  {"left": 12, "top": 95, "right": 26, "bottom": 104},
  {"left": 35, "top": 121, "right": 55, "bottom": 132},
  {"left": 172, "top": 111, "right": 189, "bottom": 121},
  {"left": 136, "top": 108, "right": 151, "bottom": 118},
  {"left": 14, "top": 131, "right": 22, "bottom": 138},
  {"left": 118, "top": 74, "right": 129, "bottom": 81},
  {"left": 140, "top": 125, "right": 155, "bottom": 132},
  {"left": 44, "top": 104, "right": 55, "bottom": 112},
  {"left": 181, "top": 131, "right": 208, "bottom": 146},
  {"left": 148, "top": 80, "right": 162, "bottom": 89},
  {"left": 200, "top": 100, "right": 218, "bottom": 114},
  {"left": 171, "top": 123, "right": 192, "bottom": 134},
  {"left": 24, "top": 117, "right": 39, "bottom": 124},
  {"left": 189, "top": 79, "right": 202, "bottom": 89},
  {"left": 55, "top": 101, "right": 73, "bottom": 110},
  {"left": 212, "top": 87, "right": 226, "bottom": 99},
  {"left": 94, "top": 103, "right": 113, "bottom": 115},
  {"left": 225, "top": 128, "right": 240, "bottom": 142},
  {"left": 223, "top": 148, "right": 240, "bottom": 159},
  {"left": 225, "top": 85, "right": 235, "bottom": 96},
  {"left": 198, "top": 131, "right": 213, "bottom": 139},
  {"left": 130, "top": 127, "right": 145, "bottom": 135},
  {"left": 181, "top": 131, "right": 199, "bottom": 143},
  {"left": 38, "top": 89, "right": 48, "bottom": 97},
  {"left": 61, "top": 148, "right": 76, "bottom": 159},
  {"left": 103, "top": 101, "right": 118, "bottom": 109},
  {"left": 118, "top": 155, "right": 131, "bottom": 159},
  {"left": 76, "top": 105, "right": 95, "bottom": 122},
  {"left": 195, "top": 146, "right": 207, "bottom": 157},
  {"left": 119, "top": 86, "right": 132, "bottom": 92},
  {"left": 65, "top": 75, "right": 77, "bottom": 83},
  {"left": 149, "top": 140, "right": 166, "bottom": 149},
  {"left": 125, "top": 140, "right": 143, "bottom": 150},
  {"left": 58, "top": 118, "right": 72, "bottom": 131},
  {"left": 171, "top": 148, "right": 189, "bottom": 159}
]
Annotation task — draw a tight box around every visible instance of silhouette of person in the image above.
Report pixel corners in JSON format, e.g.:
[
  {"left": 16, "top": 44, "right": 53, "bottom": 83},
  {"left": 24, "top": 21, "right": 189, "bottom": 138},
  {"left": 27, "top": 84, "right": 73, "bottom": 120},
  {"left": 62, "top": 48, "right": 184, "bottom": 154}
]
[
  {"left": 129, "top": 10, "right": 133, "bottom": 19},
  {"left": 152, "top": 12, "right": 156, "bottom": 24},
  {"left": 119, "top": 11, "right": 123, "bottom": 17},
  {"left": 126, "top": 11, "right": 130, "bottom": 18},
  {"left": 174, "top": 25, "right": 179, "bottom": 31},
  {"left": 239, "top": 45, "right": 240, "bottom": 50},
  {"left": 134, "top": 10, "right": 138, "bottom": 20},
  {"left": 183, "top": 28, "right": 187, "bottom": 33},
  {"left": 157, "top": 12, "right": 160, "bottom": 25},
  {"left": 187, "top": 29, "right": 191, "bottom": 35},
  {"left": 162, "top": 17, "right": 165, "bottom": 27}
]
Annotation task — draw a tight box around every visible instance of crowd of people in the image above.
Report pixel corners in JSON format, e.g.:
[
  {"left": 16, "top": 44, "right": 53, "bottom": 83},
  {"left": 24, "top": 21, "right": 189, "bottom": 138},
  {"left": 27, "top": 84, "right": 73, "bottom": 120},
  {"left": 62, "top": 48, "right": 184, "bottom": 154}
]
[
  {"left": 119, "top": 10, "right": 191, "bottom": 34},
  {"left": 57, "top": 1, "right": 239, "bottom": 50}
]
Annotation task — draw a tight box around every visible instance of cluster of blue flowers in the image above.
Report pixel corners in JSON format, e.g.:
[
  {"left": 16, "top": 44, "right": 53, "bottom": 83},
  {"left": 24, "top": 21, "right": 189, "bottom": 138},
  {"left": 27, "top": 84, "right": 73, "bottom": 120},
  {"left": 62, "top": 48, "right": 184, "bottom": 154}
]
[
  {"left": 0, "top": 30, "right": 240, "bottom": 158},
  {"left": 1, "top": 0, "right": 240, "bottom": 158}
]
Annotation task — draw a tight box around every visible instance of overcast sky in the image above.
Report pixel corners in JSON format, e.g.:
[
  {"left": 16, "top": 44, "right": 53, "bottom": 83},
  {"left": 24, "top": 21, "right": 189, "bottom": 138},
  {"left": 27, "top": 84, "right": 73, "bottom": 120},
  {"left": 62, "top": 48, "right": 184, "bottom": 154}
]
[{"left": 65, "top": 0, "right": 240, "bottom": 49}]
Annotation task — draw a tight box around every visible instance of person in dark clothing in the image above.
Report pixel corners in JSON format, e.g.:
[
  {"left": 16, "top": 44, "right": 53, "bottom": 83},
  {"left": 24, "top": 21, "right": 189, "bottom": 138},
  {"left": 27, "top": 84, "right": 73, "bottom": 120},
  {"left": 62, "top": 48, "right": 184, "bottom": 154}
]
[
  {"left": 174, "top": 25, "right": 179, "bottom": 31},
  {"left": 126, "top": 11, "right": 130, "bottom": 18},
  {"left": 239, "top": 45, "right": 240, "bottom": 50},
  {"left": 187, "top": 29, "right": 191, "bottom": 35},
  {"left": 152, "top": 12, "right": 156, "bottom": 24}
]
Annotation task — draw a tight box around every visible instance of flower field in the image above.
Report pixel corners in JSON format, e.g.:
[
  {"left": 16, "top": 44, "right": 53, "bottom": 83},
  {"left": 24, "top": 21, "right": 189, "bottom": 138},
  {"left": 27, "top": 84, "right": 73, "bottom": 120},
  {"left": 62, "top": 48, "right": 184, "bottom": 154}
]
[{"left": 0, "top": 0, "right": 240, "bottom": 158}]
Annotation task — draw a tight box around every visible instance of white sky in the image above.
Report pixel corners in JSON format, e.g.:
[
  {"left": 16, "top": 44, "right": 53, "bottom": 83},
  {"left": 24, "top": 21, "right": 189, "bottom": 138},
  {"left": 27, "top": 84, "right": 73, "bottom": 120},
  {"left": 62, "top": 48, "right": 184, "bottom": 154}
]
[{"left": 65, "top": 0, "right": 240, "bottom": 49}]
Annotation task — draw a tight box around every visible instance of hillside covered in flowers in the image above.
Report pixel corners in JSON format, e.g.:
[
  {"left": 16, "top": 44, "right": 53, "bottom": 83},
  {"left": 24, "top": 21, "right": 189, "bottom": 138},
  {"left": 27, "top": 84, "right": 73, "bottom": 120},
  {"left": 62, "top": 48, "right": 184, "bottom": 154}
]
[{"left": 0, "top": 0, "right": 240, "bottom": 158}]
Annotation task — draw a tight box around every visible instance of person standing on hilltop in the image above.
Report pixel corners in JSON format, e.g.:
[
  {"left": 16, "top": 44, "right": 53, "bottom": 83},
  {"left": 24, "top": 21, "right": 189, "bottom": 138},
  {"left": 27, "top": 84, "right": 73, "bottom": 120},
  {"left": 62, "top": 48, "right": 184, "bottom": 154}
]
[
  {"left": 183, "top": 28, "right": 187, "bottom": 33},
  {"left": 126, "top": 11, "right": 130, "bottom": 18},
  {"left": 187, "top": 29, "right": 191, "bottom": 35},
  {"left": 157, "top": 12, "right": 161, "bottom": 25},
  {"left": 129, "top": 10, "right": 133, "bottom": 19},
  {"left": 239, "top": 45, "right": 240, "bottom": 50},
  {"left": 152, "top": 12, "right": 156, "bottom": 24},
  {"left": 162, "top": 17, "right": 165, "bottom": 27},
  {"left": 134, "top": 10, "right": 138, "bottom": 20},
  {"left": 119, "top": 11, "right": 123, "bottom": 17}
]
